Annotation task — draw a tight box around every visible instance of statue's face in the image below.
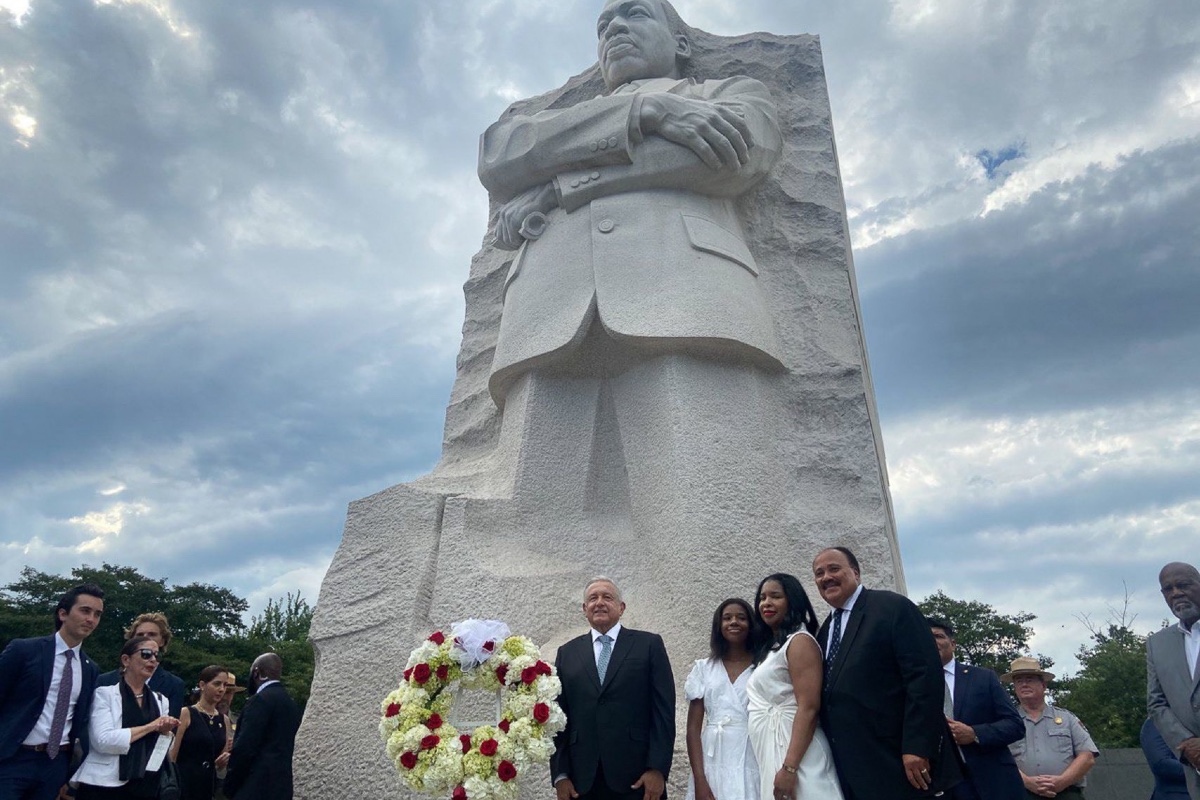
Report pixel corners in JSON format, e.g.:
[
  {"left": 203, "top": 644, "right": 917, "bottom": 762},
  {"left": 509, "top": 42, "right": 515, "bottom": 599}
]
[{"left": 596, "top": 0, "right": 683, "bottom": 89}]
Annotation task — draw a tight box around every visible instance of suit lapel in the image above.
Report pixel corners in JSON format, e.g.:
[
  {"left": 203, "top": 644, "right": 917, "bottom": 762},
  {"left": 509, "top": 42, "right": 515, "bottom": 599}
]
[
  {"left": 571, "top": 634, "right": 602, "bottom": 694},
  {"left": 953, "top": 663, "right": 967, "bottom": 718},
  {"left": 826, "top": 591, "right": 867, "bottom": 690},
  {"left": 599, "top": 630, "right": 634, "bottom": 693},
  {"left": 40, "top": 635, "right": 55, "bottom": 700}
]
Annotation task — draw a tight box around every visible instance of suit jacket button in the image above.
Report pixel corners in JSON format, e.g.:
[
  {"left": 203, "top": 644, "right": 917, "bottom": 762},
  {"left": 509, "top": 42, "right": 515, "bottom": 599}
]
[
  {"left": 598, "top": 219, "right": 615, "bottom": 233},
  {"left": 591, "top": 171, "right": 600, "bottom": 179},
  {"left": 598, "top": 139, "right": 608, "bottom": 150},
  {"left": 590, "top": 142, "right": 599, "bottom": 151},
  {"left": 571, "top": 179, "right": 580, "bottom": 188},
  {"left": 608, "top": 137, "right": 618, "bottom": 148}
]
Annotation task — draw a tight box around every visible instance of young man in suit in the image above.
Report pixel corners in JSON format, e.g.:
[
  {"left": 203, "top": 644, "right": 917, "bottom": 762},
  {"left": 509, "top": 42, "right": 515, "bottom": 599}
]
[
  {"left": 94, "top": 612, "right": 186, "bottom": 716},
  {"left": 812, "top": 546, "right": 960, "bottom": 800},
  {"left": 552, "top": 577, "right": 675, "bottom": 800},
  {"left": 224, "top": 652, "right": 301, "bottom": 800},
  {"left": 928, "top": 617, "right": 1024, "bottom": 800},
  {"left": 0, "top": 584, "right": 105, "bottom": 800},
  {"left": 1147, "top": 561, "right": 1200, "bottom": 800}
]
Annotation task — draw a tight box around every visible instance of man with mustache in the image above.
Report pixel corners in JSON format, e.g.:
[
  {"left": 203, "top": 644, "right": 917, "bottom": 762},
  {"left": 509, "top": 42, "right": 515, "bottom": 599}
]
[
  {"left": 477, "top": 0, "right": 784, "bottom": 528},
  {"left": 812, "top": 547, "right": 961, "bottom": 799},
  {"left": 1148, "top": 561, "right": 1200, "bottom": 800}
]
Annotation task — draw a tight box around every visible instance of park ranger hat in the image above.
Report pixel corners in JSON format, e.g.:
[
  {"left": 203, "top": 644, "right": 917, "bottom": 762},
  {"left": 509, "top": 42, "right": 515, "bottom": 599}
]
[{"left": 1000, "top": 656, "right": 1055, "bottom": 683}]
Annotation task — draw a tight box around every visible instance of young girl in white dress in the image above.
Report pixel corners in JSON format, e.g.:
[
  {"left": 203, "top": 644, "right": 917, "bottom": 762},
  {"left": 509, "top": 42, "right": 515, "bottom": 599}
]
[
  {"left": 684, "top": 598, "right": 761, "bottom": 800},
  {"left": 745, "top": 574, "right": 844, "bottom": 800}
]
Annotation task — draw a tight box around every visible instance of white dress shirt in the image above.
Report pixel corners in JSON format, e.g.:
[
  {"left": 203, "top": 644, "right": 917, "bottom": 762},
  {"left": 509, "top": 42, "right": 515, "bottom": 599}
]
[
  {"left": 824, "top": 583, "right": 864, "bottom": 651},
  {"left": 944, "top": 659, "right": 958, "bottom": 706},
  {"left": 1179, "top": 619, "right": 1200, "bottom": 680},
  {"left": 24, "top": 632, "right": 82, "bottom": 746}
]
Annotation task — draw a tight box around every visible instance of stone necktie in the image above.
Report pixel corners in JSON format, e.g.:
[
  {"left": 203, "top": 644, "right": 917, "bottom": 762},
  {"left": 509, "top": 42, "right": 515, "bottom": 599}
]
[
  {"left": 47, "top": 650, "right": 74, "bottom": 759},
  {"left": 943, "top": 678, "right": 954, "bottom": 718},
  {"left": 597, "top": 634, "right": 613, "bottom": 684},
  {"left": 824, "top": 608, "right": 845, "bottom": 686}
]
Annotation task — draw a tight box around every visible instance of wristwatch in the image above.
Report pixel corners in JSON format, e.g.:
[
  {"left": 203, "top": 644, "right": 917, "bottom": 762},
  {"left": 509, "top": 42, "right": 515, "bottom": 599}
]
[{"left": 781, "top": 764, "right": 798, "bottom": 774}]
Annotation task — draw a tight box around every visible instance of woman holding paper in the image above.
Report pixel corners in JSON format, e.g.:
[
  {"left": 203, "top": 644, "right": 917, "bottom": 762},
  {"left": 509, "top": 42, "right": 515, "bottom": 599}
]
[{"left": 72, "top": 635, "right": 179, "bottom": 798}]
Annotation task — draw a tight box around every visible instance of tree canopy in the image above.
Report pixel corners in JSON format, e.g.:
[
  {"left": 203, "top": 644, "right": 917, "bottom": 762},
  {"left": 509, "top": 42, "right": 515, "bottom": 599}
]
[
  {"left": 0, "top": 563, "right": 313, "bottom": 710},
  {"left": 917, "top": 590, "right": 1046, "bottom": 676}
]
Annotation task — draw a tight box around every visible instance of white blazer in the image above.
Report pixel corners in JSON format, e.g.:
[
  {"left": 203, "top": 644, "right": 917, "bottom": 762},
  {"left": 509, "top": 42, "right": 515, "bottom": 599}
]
[{"left": 72, "top": 684, "right": 170, "bottom": 788}]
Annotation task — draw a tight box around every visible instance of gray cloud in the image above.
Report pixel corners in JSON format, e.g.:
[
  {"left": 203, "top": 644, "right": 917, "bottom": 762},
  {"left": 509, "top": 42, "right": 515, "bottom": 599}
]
[{"left": 2, "top": 0, "right": 1199, "bottom": 664}]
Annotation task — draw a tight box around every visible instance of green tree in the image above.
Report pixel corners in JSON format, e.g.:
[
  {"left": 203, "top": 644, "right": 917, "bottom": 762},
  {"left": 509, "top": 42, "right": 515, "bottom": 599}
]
[
  {"left": 236, "top": 593, "right": 315, "bottom": 708},
  {"left": 1054, "top": 610, "right": 1147, "bottom": 748},
  {"left": 0, "top": 564, "right": 312, "bottom": 712},
  {"left": 918, "top": 591, "right": 1047, "bottom": 675}
]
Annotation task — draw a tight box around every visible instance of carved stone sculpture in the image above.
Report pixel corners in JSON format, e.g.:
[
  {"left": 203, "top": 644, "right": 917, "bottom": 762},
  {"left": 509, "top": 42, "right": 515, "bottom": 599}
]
[{"left": 294, "top": 2, "right": 903, "bottom": 797}]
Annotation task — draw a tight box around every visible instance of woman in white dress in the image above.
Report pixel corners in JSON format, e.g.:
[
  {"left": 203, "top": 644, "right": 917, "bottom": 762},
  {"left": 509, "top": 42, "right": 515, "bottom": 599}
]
[
  {"left": 746, "top": 574, "right": 844, "bottom": 800},
  {"left": 685, "top": 598, "right": 761, "bottom": 800}
]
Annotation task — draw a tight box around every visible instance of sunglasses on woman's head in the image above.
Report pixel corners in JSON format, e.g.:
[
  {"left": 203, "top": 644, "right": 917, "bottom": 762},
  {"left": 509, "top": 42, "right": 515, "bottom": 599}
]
[{"left": 136, "top": 649, "right": 159, "bottom": 661}]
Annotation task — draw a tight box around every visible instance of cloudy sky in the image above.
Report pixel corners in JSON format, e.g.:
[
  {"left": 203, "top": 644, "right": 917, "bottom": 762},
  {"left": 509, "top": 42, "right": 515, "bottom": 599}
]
[{"left": 2, "top": 0, "right": 1198, "bottom": 674}]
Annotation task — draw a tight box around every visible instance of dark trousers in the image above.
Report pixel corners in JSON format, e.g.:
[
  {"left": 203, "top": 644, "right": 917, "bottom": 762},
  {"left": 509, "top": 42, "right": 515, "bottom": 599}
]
[
  {"left": 0, "top": 749, "right": 71, "bottom": 800},
  {"left": 579, "top": 765, "right": 647, "bottom": 800}
]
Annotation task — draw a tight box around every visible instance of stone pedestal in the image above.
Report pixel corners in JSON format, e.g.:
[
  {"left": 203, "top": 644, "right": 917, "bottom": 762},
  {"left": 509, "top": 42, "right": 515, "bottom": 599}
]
[{"left": 294, "top": 27, "right": 902, "bottom": 800}]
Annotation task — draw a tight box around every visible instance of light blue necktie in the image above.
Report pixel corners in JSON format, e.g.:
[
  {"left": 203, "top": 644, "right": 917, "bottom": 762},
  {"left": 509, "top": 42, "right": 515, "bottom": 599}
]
[{"left": 597, "top": 634, "right": 614, "bottom": 683}]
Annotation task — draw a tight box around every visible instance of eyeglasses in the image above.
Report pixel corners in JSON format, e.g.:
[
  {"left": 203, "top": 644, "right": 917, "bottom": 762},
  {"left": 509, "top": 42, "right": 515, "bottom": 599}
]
[{"left": 136, "top": 649, "right": 159, "bottom": 661}]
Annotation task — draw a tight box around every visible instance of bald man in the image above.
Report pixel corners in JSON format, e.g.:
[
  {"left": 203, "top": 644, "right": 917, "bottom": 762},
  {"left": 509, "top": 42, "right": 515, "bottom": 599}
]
[{"left": 224, "top": 653, "right": 301, "bottom": 800}]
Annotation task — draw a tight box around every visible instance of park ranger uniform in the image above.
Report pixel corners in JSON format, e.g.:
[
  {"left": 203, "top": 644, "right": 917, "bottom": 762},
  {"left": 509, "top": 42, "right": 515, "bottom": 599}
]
[{"left": 1009, "top": 703, "right": 1099, "bottom": 798}]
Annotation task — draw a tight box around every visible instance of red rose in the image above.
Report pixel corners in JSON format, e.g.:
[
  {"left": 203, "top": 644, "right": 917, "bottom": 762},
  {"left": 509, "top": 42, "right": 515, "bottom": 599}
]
[
  {"left": 420, "top": 734, "right": 440, "bottom": 751},
  {"left": 403, "top": 668, "right": 413, "bottom": 682},
  {"left": 521, "top": 666, "right": 538, "bottom": 685},
  {"left": 427, "top": 713, "right": 443, "bottom": 730},
  {"left": 479, "top": 738, "right": 499, "bottom": 757},
  {"left": 400, "top": 751, "right": 418, "bottom": 769},
  {"left": 482, "top": 640, "right": 495, "bottom": 652},
  {"left": 385, "top": 703, "right": 401, "bottom": 718},
  {"left": 453, "top": 787, "right": 468, "bottom": 800},
  {"left": 413, "top": 663, "right": 432, "bottom": 684},
  {"left": 536, "top": 660, "right": 552, "bottom": 676},
  {"left": 460, "top": 734, "right": 472, "bottom": 754},
  {"left": 497, "top": 760, "right": 517, "bottom": 782},
  {"left": 498, "top": 719, "right": 511, "bottom": 733},
  {"left": 436, "top": 664, "right": 449, "bottom": 681},
  {"left": 495, "top": 665, "right": 508, "bottom": 683},
  {"left": 533, "top": 703, "right": 550, "bottom": 724},
  {"left": 429, "top": 631, "right": 446, "bottom": 645}
]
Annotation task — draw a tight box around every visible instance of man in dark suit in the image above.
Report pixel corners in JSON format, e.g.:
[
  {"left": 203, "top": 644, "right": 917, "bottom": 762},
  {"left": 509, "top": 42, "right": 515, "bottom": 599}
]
[
  {"left": 224, "top": 652, "right": 301, "bottom": 800},
  {"left": 812, "top": 546, "right": 960, "bottom": 800},
  {"left": 928, "top": 617, "right": 1023, "bottom": 800},
  {"left": 95, "top": 612, "right": 186, "bottom": 716},
  {"left": 551, "top": 577, "right": 675, "bottom": 800},
  {"left": 0, "top": 584, "right": 104, "bottom": 800}
]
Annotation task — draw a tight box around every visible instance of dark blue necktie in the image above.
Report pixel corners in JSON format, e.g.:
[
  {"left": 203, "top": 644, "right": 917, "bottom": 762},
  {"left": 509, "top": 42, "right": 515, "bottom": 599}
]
[{"left": 824, "top": 608, "right": 844, "bottom": 686}]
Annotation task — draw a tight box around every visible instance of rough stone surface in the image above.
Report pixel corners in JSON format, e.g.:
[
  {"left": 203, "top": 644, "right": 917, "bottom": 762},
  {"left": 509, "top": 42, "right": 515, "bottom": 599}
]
[{"left": 294, "top": 25, "right": 903, "bottom": 800}]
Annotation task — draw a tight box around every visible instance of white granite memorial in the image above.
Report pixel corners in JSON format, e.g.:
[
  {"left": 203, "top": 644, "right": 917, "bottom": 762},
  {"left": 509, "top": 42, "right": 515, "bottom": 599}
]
[{"left": 294, "top": 2, "right": 903, "bottom": 796}]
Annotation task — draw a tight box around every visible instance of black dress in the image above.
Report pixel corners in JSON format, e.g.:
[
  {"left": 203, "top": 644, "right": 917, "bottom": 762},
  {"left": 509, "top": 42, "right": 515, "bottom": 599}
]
[{"left": 175, "top": 705, "right": 227, "bottom": 800}]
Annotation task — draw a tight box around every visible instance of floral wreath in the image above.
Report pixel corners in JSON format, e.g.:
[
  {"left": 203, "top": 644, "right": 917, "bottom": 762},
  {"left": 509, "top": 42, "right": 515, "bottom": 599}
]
[{"left": 380, "top": 619, "right": 566, "bottom": 800}]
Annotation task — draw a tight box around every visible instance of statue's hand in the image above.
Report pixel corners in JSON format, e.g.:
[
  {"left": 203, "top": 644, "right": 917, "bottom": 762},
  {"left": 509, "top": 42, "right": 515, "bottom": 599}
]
[
  {"left": 638, "top": 93, "right": 752, "bottom": 170},
  {"left": 495, "top": 183, "right": 558, "bottom": 251}
]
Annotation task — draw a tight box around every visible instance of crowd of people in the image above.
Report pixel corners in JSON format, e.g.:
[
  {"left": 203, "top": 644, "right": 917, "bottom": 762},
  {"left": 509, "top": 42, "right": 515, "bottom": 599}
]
[
  {"left": 0, "top": 588, "right": 301, "bottom": 800},
  {"left": 553, "top": 552, "right": 1200, "bottom": 800},
  {"left": 4, "top": 555, "right": 1197, "bottom": 800}
]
